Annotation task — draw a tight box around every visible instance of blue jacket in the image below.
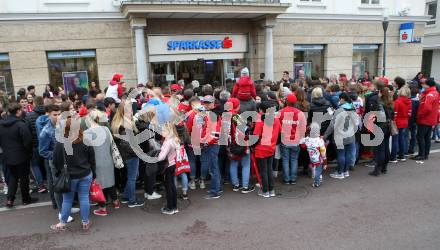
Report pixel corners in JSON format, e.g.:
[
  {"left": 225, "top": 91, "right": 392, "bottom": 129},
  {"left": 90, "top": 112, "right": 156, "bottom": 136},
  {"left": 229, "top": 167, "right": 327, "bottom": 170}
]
[
  {"left": 36, "top": 115, "right": 49, "bottom": 139},
  {"left": 38, "top": 120, "right": 56, "bottom": 160},
  {"left": 409, "top": 95, "right": 419, "bottom": 127},
  {"left": 325, "top": 91, "right": 341, "bottom": 109}
]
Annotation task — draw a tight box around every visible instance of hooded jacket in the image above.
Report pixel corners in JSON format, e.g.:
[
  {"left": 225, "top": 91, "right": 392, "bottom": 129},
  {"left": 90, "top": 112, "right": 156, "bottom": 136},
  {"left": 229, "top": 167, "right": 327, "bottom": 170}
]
[
  {"left": 417, "top": 86, "right": 440, "bottom": 126},
  {"left": 232, "top": 76, "right": 257, "bottom": 101},
  {"left": 394, "top": 96, "right": 412, "bottom": 129},
  {"left": 309, "top": 97, "right": 332, "bottom": 134},
  {"left": 0, "top": 115, "right": 32, "bottom": 165},
  {"left": 279, "top": 105, "right": 305, "bottom": 145},
  {"left": 25, "top": 105, "right": 46, "bottom": 148},
  {"left": 323, "top": 103, "right": 358, "bottom": 147},
  {"left": 253, "top": 113, "right": 281, "bottom": 158}
]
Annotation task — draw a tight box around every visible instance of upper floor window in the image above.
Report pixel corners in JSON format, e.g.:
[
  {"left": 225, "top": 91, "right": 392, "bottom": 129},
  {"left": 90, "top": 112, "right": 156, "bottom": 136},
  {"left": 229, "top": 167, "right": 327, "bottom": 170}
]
[
  {"left": 426, "top": 1, "right": 437, "bottom": 25},
  {"left": 361, "top": 0, "right": 380, "bottom": 4}
]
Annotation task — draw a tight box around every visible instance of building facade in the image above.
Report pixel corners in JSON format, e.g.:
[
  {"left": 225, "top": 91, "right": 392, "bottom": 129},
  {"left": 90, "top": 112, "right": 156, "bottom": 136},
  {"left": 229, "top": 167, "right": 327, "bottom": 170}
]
[
  {"left": 422, "top": 0, "right": 440, "bottom": 80},
  {"left": 0, "top": 0, "right": 428, "bottom": 95}
]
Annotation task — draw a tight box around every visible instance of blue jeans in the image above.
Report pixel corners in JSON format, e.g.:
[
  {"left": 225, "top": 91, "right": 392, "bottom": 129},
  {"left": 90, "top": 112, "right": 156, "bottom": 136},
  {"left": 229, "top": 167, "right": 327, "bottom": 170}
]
[
  {"left": 123, "top": 157, "right": 139, "bottom": 203},
  {"left": 175, "top": 173, "right": 189, "bottom": 192},
  {"left": 390, "top": 134, "right": 399, "bottom": 161},
  {"left": 409, "top": 124, "right": 417, "bottom": 153},
  {"left": 31, "top": 147, "right": 43, "bottom": 185},
  {"left": 201, "top": 145, "right": 221, "bottom": 195},
  {"left": 336, "top": 142, "right": 356, "bottom": 174},
  {"left": 313, "top": 165, "right": 322, "bottom": 185},
  {"left": 281, "top": 145, "right": 300, "bottom": 182},
  {"left": 432, "top": 125, "right": 440, "bottom": 140},
  {"left": 60, "top": 172, "right": 92, "bottom": 224},
  {"left": 391, "top": 128, "right": 409, "bottom": 160},
  {"left": 229, "top": 153, "right": 251, "bottom": 188}
]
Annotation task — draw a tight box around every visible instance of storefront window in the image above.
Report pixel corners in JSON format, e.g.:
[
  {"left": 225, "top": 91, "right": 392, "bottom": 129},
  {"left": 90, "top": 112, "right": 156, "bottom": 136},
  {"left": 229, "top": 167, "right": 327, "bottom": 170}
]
[
  {"left": 352, "top": 44, "right": 379, "bottom": 80},
  {"left": 151, "top": 62, "right": 176, "bottom": 86},
  {"left": 0, "top": 53, "right": 14, "bottom": 96},
  {"left": 47, "top": 50, "right": 99, "bottom": 91},
  {"left": 294, "top": 45, "right": 325, "bottom": 79},
  {"left": 224, "top": 59, "right": 246, "bottom": 82}
]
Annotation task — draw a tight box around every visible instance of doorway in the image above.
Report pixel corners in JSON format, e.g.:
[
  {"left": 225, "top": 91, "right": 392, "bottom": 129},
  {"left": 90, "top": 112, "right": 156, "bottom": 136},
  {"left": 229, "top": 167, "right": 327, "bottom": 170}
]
[{"left": 176, "top": 60, "right": 223, "bottom": 86}]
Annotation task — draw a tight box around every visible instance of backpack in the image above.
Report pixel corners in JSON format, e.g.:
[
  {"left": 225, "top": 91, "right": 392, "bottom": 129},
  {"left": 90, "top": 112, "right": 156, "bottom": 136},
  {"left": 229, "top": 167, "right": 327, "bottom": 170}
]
[
  {"left": 228, "top": 114, "right": 248, "bottom": 158},
  {"left": 174, "top": 144, "right": 191, "bottom": 176}
]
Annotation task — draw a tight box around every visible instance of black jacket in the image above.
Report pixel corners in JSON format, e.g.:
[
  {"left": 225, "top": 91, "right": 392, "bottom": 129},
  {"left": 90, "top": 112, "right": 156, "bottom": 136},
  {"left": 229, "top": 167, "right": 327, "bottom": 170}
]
[
  {"left": 309, "top": 97, "right": 332, "bottom": 134},
  {"left": 114, "top": 126, "right": 137, "bottom": 161},
  {"left": 53, "top": 141, "right": 95, "bottom": 179},
  {"left": 0, "top": 115, "right": 32, "bottom": 165},
  {"left": 25, "top": 105, "right": 45, "bottom": 148},
  {"left": 135, "top": 120, "right": 163, "bottom": 157}
]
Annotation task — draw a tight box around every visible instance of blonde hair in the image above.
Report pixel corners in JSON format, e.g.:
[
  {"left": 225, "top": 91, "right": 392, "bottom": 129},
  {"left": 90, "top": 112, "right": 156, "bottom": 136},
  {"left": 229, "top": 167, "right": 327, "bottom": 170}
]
[
  {"left": 311, "top": 87, "right": 323, "bottom": 99},
  {"left": 88, "top": 110, "right": 108, "bottom": 124},
  {"left": 111, "top": 101, "right": 137, "bottom": 134},
  {"left": 398, "top": 85, "right": 411, "bottom": 98},
  {"left": 162, "top": 122, "right": 180, "bottom": 146}
]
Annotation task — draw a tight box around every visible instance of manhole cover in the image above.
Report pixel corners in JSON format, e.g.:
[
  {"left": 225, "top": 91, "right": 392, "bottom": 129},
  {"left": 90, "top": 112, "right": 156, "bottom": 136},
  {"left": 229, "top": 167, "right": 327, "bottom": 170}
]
[
  {"left": 274, "top": 185, "right": 309, "bottom": 199},
  {"left": 142, "top": 196, "right": 191, "bottom": 214}
]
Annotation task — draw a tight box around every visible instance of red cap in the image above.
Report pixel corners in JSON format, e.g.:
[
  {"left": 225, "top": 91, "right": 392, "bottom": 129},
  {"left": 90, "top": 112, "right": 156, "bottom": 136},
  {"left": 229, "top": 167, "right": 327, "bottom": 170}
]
[
  {"left": 227, "top": 98, "right": 240, "bottom": 110},
  {"left": 171, "top": 84, "right": 183, "bottom": 92},
  {"left": 112, "top": 73, "right": 124, "bottom": 82},
  {"left": 378, "top": 77, "right": 389, "bottom": 85},
  {"left": 286, "top": 93, "right": 297, "bottom": 104}
]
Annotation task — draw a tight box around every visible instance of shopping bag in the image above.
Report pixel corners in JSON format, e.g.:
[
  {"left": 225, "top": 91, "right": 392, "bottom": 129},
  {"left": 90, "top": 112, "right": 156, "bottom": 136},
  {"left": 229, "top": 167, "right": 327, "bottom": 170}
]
[{"left": 89, "top": 180, "right": 106, "bottom": 203}]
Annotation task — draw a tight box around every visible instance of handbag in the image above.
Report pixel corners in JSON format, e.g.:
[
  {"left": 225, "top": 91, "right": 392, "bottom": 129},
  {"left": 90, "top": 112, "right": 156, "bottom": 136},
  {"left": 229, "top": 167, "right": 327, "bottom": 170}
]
[
  {"left": 89, "top": 180, "right": 106, "bottom": 203},
  {"left": 111, "top": 138, "right": 125, "bottom": 169},
  {"left": 53, "top": 152, "right": 71, "bottom": 193},
  {"left": 390, "top": 121, "right": 398, "bottom": 136}
]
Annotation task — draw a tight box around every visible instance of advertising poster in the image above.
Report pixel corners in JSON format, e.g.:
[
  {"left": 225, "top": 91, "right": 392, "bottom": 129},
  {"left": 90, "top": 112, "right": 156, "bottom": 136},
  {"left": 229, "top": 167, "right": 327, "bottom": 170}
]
[
  {"left": 62, "top": 71, "right": 89, "bottom": 94},
  {"left": 294, "top": 62, "right": 312, "bottom": 79}
]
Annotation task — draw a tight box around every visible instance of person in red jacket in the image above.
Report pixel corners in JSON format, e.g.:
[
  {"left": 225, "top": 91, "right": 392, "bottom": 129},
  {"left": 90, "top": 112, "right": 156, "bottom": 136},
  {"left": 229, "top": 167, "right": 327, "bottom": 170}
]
[
  {"left": 390, "top": 86, "right": 412, "bottom": 162},
  {"left": 232, "top": 67, "right": 257, "bottom": 113},
  {"left": 278, "top": 93, "right": 307, "bottom": 185},
  {"left": 412, "top": 79, "right": 440, "bottom": 161},
  {"left": 253, "top": 100, "right": 281, "bottom": 198}
]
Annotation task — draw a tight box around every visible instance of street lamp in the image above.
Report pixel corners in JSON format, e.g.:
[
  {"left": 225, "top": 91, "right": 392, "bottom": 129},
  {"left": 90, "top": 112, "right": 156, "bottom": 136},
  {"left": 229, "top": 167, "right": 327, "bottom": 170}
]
[{"left": 382, "top": 15, "right": 389, "bottom": 77}]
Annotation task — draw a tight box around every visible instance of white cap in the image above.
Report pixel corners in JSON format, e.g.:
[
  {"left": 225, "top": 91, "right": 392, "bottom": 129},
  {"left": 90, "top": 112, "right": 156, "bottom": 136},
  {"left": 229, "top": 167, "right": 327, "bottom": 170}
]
[
  {"left": 191, "top": 80, "right": 200, "bottom": 88},
  {"left": 241, "top": 67, "right": 249, "bottom": 77}
]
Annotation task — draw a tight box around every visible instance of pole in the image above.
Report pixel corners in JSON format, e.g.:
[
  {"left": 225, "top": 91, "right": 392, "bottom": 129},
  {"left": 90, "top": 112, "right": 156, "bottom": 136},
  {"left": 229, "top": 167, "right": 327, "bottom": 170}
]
[{"left": 382, "top": 28, "right": 387, "bottom": 77}]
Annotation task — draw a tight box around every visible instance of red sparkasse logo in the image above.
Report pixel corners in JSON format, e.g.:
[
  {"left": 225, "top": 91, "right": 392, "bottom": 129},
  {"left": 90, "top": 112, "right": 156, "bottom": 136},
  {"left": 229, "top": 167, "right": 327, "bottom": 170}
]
[
  {"left": 402, "top": 32, "right": 408, "bottom": 41},
  {"left": 222, "top": 37, "right": 232, "bottom": 49}
]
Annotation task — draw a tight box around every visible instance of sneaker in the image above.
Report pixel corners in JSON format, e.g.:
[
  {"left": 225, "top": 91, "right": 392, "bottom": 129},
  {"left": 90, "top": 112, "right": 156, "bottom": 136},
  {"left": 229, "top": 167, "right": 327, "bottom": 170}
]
[
  {"left": 283, "top": 181, "right": 290, "bottom": 185},
  {"left": 389, "top": 159, "right": 398, "bottom": 164},
  {"left": 89, "top": 201, "right": 98, "bottom": 206},
  {"left": 241, "top": 186, "right": 255, "bottom": 194},
  {"left": 5, "top": 200, "right": 13, "bottom": 208},
  {"left": 204, "top": 193, "right": 221, "bottom": 199},
  {"left": 397, "top": 158, "right": 407, "bottom": 162},
  {"left": 320, "top": 175, "right": 323, "bottom": 183},
  {"left": 232, "top": 185, "right": 241, "bottom": 192},
  {"left": 289, "top": 181, "right": 296, "bottom": 185},
  {"left": 58, "top": 214, "right": 74, "bottom": 223},
  {"left": 189, "top": 180, "right": 196, "bottom": 190},
  {"left": 3, "top": 186, "right": 7, "bottom": 195},
  {"left": 365, "top": 163, "right": 375, "bottom": 168},
  {"left": 199, "top": 180, "right": 206, "bottom": 189},
  {"left": 22, "top": 197, "right": 38, "bottom": 205},
  {"left": 146, "top": 192, "right": 162, "bottom": 200},
  {"left": 113, "top": 200, "right": 121, "bottom": 209},
  {"left": 121, "top": 198, "right": 129, "bottom": 204},
  {"left": 37, "top": 185, "right": 48, "bottom": 193},
  {"left": 257, "top": 190, "right": 270, "bottom": 198},
  {"left": 174, "top": 208, "right": 179, "bottom": 214},
  {"left": 128, "top": 200, "right": 145, "bottom": 208},
  {"left": 82, "top": 221, "right": 92, "bottom": 231},
  {"left": 269, "top": 190, "right": 276, "bottom": 197},
  {"left": 93, "top": 209, "right": 108, "bottom": 216},
  {"left": 255, "top": 183, "right": 261, "bottom": 188},
  {"left": 343, "top": 171, "right": 349, "bottom": 178},
  {"left": 161, "top": 207, "right": 175, "bottom": 215},
  {"left": 71, "top": 207, "right": 80, "bottom": 214},
  {"left": 182, "top": 193, "right": 188, "bottom": 200},
  {"left": 273, "top": 171, "right": 278, "bottom": 178},
  {"left": 329, "top": 172, "right": 345, "bottom": 179},
  {"left": 312, "top": 183, "right": 321, "bottom": 188}
]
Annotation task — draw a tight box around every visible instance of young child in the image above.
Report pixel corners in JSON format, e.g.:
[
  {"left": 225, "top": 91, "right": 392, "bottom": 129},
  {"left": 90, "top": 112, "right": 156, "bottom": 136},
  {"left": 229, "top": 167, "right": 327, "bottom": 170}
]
[{"left": 300, "top": 123, "right": 327, "bottom": 188}]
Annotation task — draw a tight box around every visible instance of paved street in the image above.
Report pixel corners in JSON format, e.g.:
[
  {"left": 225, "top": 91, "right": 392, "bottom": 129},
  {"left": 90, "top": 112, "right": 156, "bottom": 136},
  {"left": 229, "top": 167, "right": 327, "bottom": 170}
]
[{"left": 0, "top": 151, "right": 439, "bottom": 250}]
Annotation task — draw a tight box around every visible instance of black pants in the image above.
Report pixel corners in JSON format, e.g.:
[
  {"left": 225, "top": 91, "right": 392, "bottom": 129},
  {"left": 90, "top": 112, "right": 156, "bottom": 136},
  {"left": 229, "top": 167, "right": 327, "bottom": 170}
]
[
  {"left": 7, "top": 161, "right": 31, "bottom": 202},
  {"left": 416, "top": 124, "right": 432, "bottom": 158},
  {"left": 114, "top": 167, "right": 127, "bottom": 193},
  {"left": 164, "top": 165, "right": 177, "bottom": 210},
  {"left": 374, "top": 128, "right": 390, "bottom": 174},
  {"left": 144, "top": 162, "right": 158, "bottom": 195},
  {"left": 98, "top": 186, "right": 118, "bottom": 207},
  {"left": 257, "top": 156, "right": 274, "bottom": 193}
]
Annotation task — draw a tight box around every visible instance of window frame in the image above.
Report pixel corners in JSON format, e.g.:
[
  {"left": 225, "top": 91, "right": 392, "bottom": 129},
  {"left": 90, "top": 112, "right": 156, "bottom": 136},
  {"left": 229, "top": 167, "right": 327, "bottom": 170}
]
[{"left": 426, "top": 1, "right": 437, "bottom": 26}]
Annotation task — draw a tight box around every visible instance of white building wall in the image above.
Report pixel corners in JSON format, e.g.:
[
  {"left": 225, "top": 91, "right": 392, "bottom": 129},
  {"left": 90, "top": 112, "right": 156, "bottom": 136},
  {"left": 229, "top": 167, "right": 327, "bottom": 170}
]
[{"left": 431, "top": 49, "right": 440, "bottom": 80}]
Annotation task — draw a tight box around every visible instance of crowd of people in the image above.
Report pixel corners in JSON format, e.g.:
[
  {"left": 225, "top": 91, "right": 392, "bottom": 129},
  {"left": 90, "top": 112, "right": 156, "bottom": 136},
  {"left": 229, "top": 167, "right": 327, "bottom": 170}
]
[{"left": 0, "top": 68, "right": 439, "bottom": 231}]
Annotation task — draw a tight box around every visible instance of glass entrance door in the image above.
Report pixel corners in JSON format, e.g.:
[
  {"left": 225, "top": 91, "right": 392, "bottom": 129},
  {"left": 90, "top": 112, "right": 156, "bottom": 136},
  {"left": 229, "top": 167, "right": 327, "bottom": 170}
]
[{"left": 176, "top": 60, "right": 223, "bottom": 86}]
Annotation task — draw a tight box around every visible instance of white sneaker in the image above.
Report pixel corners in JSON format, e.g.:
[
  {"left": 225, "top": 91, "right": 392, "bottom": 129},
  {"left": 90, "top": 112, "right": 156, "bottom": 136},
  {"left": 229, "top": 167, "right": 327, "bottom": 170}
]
[
  {"left": 58, "top": 213, "right": 74, "bottom": 223},
  {"left": 71, "top": 207, "right": 80, "bottom": 214},
  {"left": 258, "top": 190, "right": 270, "bottom": 198},
  {"left": 189, "top": 180, "right": 196, "bottom": 190},
  {"left": 269, "top": 190, "right": 276, "bottom": 197},
  {"left": 389, "top": 160, "right": 398, "bottom": 164},
  {"left": 272, "top": 171, "right": 278, "bottom": 178},
  {"left": 3, "top": 186, "right": 7, "bottom": 195},
  {"left": 329, "top": 172, "right": 345, "bottom": 179},
  {"left": 319, "top": 175, "right": 323, "bottom": 182},
  {"left": 199, "top": 180, "right": 206, "bottom": 189},
  {"left": 255, "top": 183, "right": 261, "bottom": 188},
  {"left": 147, "top": 192, "right": 162, "bottom": 200},
  {"left": 343, "top": 171, "right": 349, "bottom": 178}
]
